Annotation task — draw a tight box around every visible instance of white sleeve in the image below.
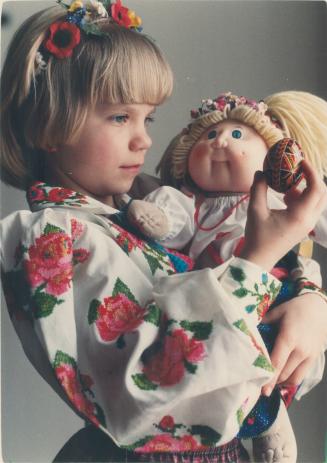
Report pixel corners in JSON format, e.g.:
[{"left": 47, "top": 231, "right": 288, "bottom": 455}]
[{"left": 1, "top": 208, "right": 282, "bottom": 448}]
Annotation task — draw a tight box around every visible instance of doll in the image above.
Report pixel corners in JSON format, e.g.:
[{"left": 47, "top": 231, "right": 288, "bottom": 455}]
[{"left": 123, "top": 91, "right": 327, "bottom": 461}]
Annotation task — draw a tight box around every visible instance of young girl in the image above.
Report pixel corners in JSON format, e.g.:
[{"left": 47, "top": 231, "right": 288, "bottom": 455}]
[
  {"left": 1, "top": 2, "right": 327, "bottom": 462},
  {"left": 125, "top": 91, "right": 327, "bottom": 460}
]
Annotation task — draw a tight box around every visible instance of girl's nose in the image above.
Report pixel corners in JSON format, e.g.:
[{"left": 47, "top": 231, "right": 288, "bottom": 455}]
[
  {"left": 211, "top": 133, "right": 228, "bottom": 148},
  {"left": 130, "top": 128, "right": 152, "bottom": 152}
]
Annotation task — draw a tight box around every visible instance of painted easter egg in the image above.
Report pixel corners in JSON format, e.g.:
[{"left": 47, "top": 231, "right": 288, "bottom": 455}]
[{"left": 263, "top": 138, "right": 304, "bottom": 193}]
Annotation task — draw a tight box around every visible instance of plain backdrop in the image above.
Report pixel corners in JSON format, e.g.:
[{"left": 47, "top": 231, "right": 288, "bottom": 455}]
[{"left": 1, "top": 1, "right": 327, "bottom": 461}]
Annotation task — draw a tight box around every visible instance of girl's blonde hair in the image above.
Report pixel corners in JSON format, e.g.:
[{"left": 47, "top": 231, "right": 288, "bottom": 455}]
[
  {"left": 157, "top": 91, "right": 327, "bottom": 189},
  {"left": 1, "top": 5, "right": 173, "bottom": 190}
]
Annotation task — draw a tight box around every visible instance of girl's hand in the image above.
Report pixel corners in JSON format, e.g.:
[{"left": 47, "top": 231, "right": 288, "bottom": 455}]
[
  {"left": 240, "top": 160, "right": 327, "bottom": 271},
  {"left": 261, "top": 293, "right": 327, "bottom": 395}
]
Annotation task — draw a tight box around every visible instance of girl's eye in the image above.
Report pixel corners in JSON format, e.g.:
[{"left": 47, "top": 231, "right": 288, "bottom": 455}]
[
  {"left": 145, "top": 115, "right": 155, "bottom": 126},
  {"left": 232, "top": 129, "right": 242, "bottom": 139},
  {"left": 110, "top": 114, "right": 129, "bottom": 124},
  {"left": 207, "top": 130, "right": 217, "bottom": 140}
]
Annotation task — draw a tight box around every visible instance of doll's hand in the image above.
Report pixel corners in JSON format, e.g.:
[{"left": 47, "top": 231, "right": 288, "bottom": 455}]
[
  {"left": 127, "top": 200, "right": 170, "bottom": 240},
  {"left": 261, "top": 293, "right": 327, "bottom": 395},
  {"left": 241, "top": 160, "right": 327, "bottom": 271}
]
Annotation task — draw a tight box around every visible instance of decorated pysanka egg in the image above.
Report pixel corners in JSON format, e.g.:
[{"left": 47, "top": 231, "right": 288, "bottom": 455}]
[{"left": 263, "top": 138, "right": 304, "bottom": 193}]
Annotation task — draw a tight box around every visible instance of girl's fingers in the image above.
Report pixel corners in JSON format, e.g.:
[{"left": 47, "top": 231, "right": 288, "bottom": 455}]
[
  {"left": 248, "top": 171, "right": 268, "bottom": 214},
  {"left": 278, "top": 358, "right": 313, "bottom": 387},
  {"left": 276, "top": 349, "right": 308, "bottom": 384},
  {"left": 298, "top": 160, "right": 327, "bottom": 208},
  {"left": 262, "top": 306, "right": 284, "bottom": 324}
]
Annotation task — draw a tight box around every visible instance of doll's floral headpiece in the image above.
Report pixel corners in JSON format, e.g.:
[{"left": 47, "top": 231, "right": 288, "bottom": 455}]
[
  {"left": 36, "top": 0, "right": 142, "bottom": 68},
  {"left": 190, "top": 92, "right": 268, "bottom": 119}
]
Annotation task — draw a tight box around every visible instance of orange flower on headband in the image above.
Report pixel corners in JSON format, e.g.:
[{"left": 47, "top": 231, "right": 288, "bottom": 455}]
[{"left": 44, "top": 21, "right": 81, "bottom": 58}]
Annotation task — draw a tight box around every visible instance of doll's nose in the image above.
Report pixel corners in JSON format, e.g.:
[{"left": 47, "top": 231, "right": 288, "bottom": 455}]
[{"left": 212, "top": 133, "right": 228, "bottom": 148}]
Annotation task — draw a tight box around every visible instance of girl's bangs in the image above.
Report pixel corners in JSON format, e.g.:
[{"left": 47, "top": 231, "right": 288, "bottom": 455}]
[{"left": 88, "top": 32, "right": 173, "bottom": 106}]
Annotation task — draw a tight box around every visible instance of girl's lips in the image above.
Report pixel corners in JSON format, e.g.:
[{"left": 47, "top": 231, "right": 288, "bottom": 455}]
[{"left": 120, "top": 164, "right": 143, "bottom": 172}]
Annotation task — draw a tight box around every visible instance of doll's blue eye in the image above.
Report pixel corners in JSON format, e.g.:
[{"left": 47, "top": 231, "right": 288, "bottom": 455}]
[
  {"left": 232, "top": 129, "right": 242, "bottom": 139},
  {"left": 207, "top": 130, "right": 217, "bottom": 139}
]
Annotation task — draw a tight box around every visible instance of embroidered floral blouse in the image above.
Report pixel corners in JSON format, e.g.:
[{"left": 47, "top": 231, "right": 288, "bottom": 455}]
[{"left": 0, "top": 182, "right": 323, "bottom": 452}]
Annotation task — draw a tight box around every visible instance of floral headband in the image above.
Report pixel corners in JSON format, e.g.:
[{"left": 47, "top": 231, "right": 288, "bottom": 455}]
[
  {"left": 190, "top": 92, "right": 268, "bottom": 120},
  {"left": 36, "top": 0, "right": 142, "bottom": 71}
]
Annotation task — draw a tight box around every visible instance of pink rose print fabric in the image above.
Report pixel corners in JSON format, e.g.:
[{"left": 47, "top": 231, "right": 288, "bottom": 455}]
[
  {"left": 3, "top": 221, "right": 89, "bottom": 319},
  {"left": 124, "top": 415, "right": 221, "bottom": 452},
  {"left": 53, "top": 350, "right": 106, "bottom": 427},
  {"left": 88, "top": 278, "right": 160, "bottom": 347},
  {"left": 133, "top": 319, "right": 212, "bottom": 390}
]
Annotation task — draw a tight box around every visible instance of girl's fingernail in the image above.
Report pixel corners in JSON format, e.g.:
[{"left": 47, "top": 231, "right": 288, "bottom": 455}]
[{"left": 254, "top": 170, "right": 264, "bottom": 180}]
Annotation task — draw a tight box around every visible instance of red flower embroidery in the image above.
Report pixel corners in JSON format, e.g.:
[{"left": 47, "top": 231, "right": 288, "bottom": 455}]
[
  {"left": 143, "top": 329, "right": 206, "bottom": 386},
  {"left": 257, "top": 293, "right": 271, "bottom": 320},
  {"left": 48, "top": 187, "right": 76, "bottom": 203},
  {"left": 44, "top": 21, "right": 81, "bottom": 58},
  {"left": 96, "top": 294, "right": 146, "bottom": 341},
  {"left": 55, "top": 364, "right": 99, "bottom": 426},
  {"left": 110, "top": 0, "right": 132, "bottom": 28},
  {"left": 135, "top": 433, "right": 200, "bottom": 453},
  {"left": 28, "top": 184, "right": 46, "bottom": 202},
  {"left": 71, "top": 218, "right": 84, "bottom": 241},
  {"left": 159, "top": 415, "right": 175, "bottom": 431},
  {"left": 24, "top": 232, "right": 73, "bottom": 296},
  {"left": 113, "top": 225, "right": 145, "bottom": 253}
]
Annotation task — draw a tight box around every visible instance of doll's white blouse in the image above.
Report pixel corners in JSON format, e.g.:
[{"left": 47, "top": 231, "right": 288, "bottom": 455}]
[
  {"left": 143, "top": 185, "right": 327, "bottom": 264},
  {"left": 0, "top": 183, "right": 325, "bottom": 451}
]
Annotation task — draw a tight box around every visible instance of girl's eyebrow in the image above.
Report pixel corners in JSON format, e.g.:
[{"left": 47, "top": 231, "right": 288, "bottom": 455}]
[{"left": 98, "top": 103, "right": 156, "bottom": 114}]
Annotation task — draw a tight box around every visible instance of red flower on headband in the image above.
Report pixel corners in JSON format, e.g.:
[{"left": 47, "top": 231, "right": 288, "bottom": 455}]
[
  {"left": 44, "top": 21, "right": 81, "bottom": 58},
  {"left": 110, "top": 0, "right": 132, "bottom": 28}
]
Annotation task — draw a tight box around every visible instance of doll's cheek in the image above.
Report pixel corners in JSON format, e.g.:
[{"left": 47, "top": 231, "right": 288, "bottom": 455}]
[{"left": 190, "top": 142, "right": 209, "bottom": 159}]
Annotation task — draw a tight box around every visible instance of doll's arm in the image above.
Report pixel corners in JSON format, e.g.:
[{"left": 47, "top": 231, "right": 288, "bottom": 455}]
[
  {"left": 124, "top": 186, "right": 196, "bottom": 247},
  {"left": 126, "top": 198, "right": 171, "bottom": 240}
]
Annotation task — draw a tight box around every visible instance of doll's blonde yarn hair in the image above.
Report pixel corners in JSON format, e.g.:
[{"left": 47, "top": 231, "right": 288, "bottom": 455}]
[
  {"left": 1, "top": 5, "right": 173, "bottom": 190},
  {"left": 157, "top": 91, "right": 327, "bottom": 188},
  {"left": 265, "top": 91, "right": 327, "bottom": 179}
]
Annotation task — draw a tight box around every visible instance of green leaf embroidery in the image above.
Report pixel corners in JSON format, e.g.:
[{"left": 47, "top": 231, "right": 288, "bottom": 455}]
[
  {"left": 233, "top": 319, "right": 251, "bottom": 336},
  {"left": 232, "top": 287, "right": 248, "bottom": 298},
  {"left": 236, "top": 407, "right": 245, "bottom": 426},
  {"left": 143, "top": 251, "right": 164, "bottom": 275},
  {"left": 53, "top": 350, "right": 76, "bottom": 369},
  {"left": 180, "top": 320, "right": 213, "bottom": 340},
  {"left": 253, "top": 354, "right": 274, "bottom": 372},
  {"left": 88, "top": 299, "right": 101, "bottom": 324},
  {"left": 189, "top": 425, "right": 221, "bottom": 446},
  {"left": 144, "top": 303, "right": 161, "bottom": 326},
  {"left": 184, "top": 359, "right": 197, "bottom": 374},
  {"left": 113, "top": 278, "right": 138, "bottom": 304},
  {"left": 33, "top": 291, "right": 62, "bottom": 318},
  {"left": 230, "top": 266, "right": 246, "bottom": 282},
  {"left": 245, "top": 304, "right": 256, "bottom": 314},
  {"left": 43, "top": 223, "right": 64, "bottom": 235},
  {"left": 132, "top": 373, "right": 157, "bottom": 391}
]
